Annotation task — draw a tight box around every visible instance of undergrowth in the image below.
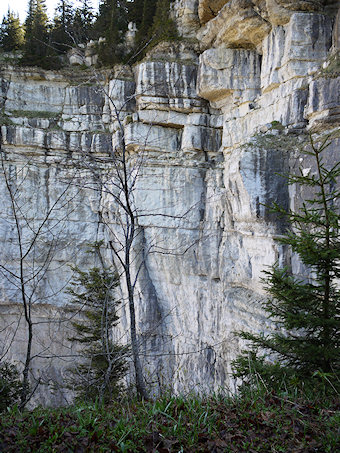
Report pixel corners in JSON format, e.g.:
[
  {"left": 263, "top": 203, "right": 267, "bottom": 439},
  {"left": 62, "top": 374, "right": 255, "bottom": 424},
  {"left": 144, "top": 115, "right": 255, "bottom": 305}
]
[{"left": 0, "top": 387, "right": 338, "bottom": 452}]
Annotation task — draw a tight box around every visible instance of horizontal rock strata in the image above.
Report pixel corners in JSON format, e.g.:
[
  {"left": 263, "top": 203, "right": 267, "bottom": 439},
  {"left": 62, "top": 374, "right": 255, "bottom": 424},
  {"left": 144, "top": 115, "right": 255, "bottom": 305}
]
[{"left": 0, "top": 0, "right": 339, "bottom": 403}]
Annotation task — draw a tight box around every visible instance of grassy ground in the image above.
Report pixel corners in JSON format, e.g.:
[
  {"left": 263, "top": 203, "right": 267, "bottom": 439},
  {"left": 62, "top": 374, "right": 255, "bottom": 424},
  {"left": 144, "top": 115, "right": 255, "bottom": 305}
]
[{"left": 0, "top": 389, "right": 339, "bottom": 452}]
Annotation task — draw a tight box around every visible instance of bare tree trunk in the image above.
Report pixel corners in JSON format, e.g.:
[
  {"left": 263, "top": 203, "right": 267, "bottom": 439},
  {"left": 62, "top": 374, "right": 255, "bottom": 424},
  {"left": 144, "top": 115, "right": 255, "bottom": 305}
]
[
  {"left": 125, "top": 264, "right": 148, "bottom": 399},
  {"left": 314, "top": 138, "right": 332, "bottom": 373},
  {"left": 20, "top": 314, "right": 33, "bottom": 409},
  {"left": 121, "top": 130, "right": 148, "bottom": 399}
]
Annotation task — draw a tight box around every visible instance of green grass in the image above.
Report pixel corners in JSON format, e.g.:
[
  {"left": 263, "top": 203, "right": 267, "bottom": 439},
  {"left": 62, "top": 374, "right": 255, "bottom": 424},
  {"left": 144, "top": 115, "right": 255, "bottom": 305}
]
[
  {"left": 318, "top": 52, "right": 340, "bottom": 78},
  {"left": 0, "top": 389, "right": 338, "bottom": 452},
  {"left": 9, "top": 110, "right": 59, "bottom": 119},
  {"left": 270, "top": 120, "right": 285, "bottom": 131}
]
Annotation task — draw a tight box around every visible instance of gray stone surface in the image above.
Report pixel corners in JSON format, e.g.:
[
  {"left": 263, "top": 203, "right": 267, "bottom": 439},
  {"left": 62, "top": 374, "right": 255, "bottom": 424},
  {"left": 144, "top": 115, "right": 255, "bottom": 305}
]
[{"left": 0, "top": 0, "right": 339, "bottom": 404}]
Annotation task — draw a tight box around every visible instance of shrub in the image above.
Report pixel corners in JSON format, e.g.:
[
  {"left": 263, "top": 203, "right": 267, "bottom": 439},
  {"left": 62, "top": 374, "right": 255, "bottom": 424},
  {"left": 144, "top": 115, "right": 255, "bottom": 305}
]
[
  {"left": 66, "top": 264, "right": 129, "bottom": 403},
  {"left": 0, "top": 362, "right": 23, "bottom": 412}
]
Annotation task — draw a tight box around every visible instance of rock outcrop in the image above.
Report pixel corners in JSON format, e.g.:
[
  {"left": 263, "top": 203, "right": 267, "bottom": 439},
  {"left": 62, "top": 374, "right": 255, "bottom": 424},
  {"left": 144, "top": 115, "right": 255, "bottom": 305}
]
[{"left": 0, "top": 0, "right": 339, "bottom": 403}]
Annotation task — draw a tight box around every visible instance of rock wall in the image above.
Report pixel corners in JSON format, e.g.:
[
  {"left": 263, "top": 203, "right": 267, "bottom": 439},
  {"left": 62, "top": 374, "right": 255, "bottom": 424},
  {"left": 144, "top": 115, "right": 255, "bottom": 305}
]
[
  {"left": 0, "top": 0, "right": 339, "bottom": 403},
  {"left": 0, "top": 67, "right": 109, "bottom": 404}
]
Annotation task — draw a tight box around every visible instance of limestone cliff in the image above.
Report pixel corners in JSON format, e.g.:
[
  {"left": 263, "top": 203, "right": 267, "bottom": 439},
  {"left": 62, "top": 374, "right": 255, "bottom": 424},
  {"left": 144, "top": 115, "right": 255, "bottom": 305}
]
[{"left": 0, "top": 0, "right": 339, "bottom": 404}]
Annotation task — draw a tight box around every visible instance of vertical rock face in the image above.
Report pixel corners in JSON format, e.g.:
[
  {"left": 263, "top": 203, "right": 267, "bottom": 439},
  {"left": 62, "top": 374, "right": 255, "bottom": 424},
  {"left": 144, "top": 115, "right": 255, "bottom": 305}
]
[
  {"left": 0, "top": 68, "right": 109, "bottom": 405},
  {"left": 0, "top": 1, "right": 339, "bottom": 403}
]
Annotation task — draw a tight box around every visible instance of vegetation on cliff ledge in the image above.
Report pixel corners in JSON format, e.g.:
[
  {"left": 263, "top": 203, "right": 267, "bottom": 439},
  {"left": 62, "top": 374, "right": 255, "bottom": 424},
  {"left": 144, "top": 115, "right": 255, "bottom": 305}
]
[{"left": 0, "top": 0, "right": 177, "bottom": 68}]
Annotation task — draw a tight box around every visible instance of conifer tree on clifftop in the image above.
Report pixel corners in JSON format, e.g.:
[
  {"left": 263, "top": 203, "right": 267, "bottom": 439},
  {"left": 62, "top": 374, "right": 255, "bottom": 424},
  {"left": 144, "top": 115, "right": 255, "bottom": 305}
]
[
  {"left": 0, "top": 9, "right": 24, "bottom": 52},
  {"left": 151, "top": 0, "right": 177, "bottom": 42},
  {"left": 127, "top": 0, "right": 144, "bottom": 28},
  {"left": 51, "top": 0, "right": 74, "bottom": 53},
  {"left": 95, "top": 0, "right": 128, "bottom": 66},
  {"left": 72, "top": 0, "right": 95, "bottom": 44},
  {"left": 137, "top": 0, "right": 157, "bottom": 41},
  {"left": 132, "top": 0, "right": 176, "bottom": 61},
  {"left": 22, "top": 0, "right": 49, "bottom": 66}
]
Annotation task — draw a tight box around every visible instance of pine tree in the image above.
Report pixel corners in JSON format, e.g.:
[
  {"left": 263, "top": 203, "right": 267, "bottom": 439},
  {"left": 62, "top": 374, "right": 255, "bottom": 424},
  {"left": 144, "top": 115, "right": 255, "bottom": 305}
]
[
  {"left": 127, "top": 0, "right": 144, "bottom": 28},
  {"left": 0, "top": 9, "right": 24, "bottom": 52},
  {"left": 95, "top": 0, "right": 128, "bottom": 66},
  {"left": 51, "top": 0, "right": 74, "bottom": 54},
  {"left": 67, "top": 265, "right": 129, "bottom": 403},
  {"left": 233, "top": 135, "right": 340, "bottom": 392},
  {"left": 133, "top": 0, "right": 176, "bottom": 60},
  {"left": 22, "top": 0, "right": 49, "bottom": 66},
  {"left": 151, "top": 0, "right": 177, "bottom": 42},
  {"left": 133, "top": 0, "right": 157, "bottom": 51},
  {"left": 71, "top": 0, "right": 95, "bottom": 44},
  {"left": 140, "top": 0, "right": 157, "bottom": 37}
]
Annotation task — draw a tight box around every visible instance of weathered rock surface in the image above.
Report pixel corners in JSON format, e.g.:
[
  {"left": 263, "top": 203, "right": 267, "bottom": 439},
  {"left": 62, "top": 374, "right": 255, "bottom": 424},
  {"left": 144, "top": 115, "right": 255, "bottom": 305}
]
[
  {"left": 0, "top": 0, "right": 339, "bottom": 403},
  {"left": 333, "top": 5, "right": 340, "bottom": 50},
  {"left": 197, "top": 47, "right": 261, "bottom": 108},
  {"left": 198, "top": 0, "right": 229, "bottom": 24},
  {"left": 266, "top": 0, "right": 325, "bottom": 25},
  {"left": 198, "top": 0, "right": 271, "bottom": 51}
]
